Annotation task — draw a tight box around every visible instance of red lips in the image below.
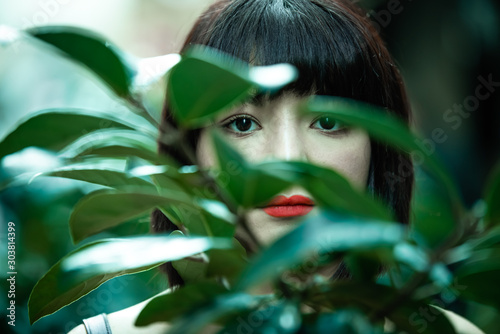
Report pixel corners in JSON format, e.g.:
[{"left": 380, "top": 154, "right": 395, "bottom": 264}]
[{"left": 262, "top": 195, "right": 315, "bottom": 218}]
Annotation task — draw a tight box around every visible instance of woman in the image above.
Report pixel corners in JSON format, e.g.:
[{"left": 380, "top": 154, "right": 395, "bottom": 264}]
[{"left": 70, "top": 0, "right": 482, "bottom": 333}]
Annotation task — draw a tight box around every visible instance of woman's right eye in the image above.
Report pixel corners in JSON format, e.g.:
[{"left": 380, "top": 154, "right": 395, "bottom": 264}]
[{"left": 222, "top": 115, "right": 261, "bottom": 134}]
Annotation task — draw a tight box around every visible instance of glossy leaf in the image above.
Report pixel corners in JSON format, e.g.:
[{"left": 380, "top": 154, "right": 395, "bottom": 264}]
[
  {"left": 58, "top": 129, "right": 158, "bottom": 162},
  {"left": 301, "top": 96, "right": 462, "bottom": 210},
  {"left": 261, "top": 161, "right": 392, "bottom": 220},
  {"left": 28, "top": 25, "right": 136, "bottom": 98},
  {"left": 69, "top": 188, "right": 194, "bottom": 243},
  {"left": 212, "top": 131, "right": 391, "bottom": 219},
  {"left": 168, "top": 47, "right": 297, "bottom": 127},
  {"left": 168, "top": 47, "right": 254, "bottom": 127},
  {"left": 0, "top": 108, "right": 154, "bottom": 160},
  {"left": 484, "top": 163, "right": 500, "bottom": 227},
  {"left": 235, "top": 212, "right": 404, "bottom": 291},
  {"left": 47, "top": 168, "right": 154, "bottom": 189},
  {"left": 29, "top": 236, "right": 232, "bottom": 324},
  {"left": 212, "top": 132, "right": 295, "bottom": 208}
]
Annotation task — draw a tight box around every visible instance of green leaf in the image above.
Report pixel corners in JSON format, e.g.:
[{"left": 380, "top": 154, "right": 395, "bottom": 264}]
[
  {"left": 0, "top": 108, "right": 154, "bottom": 160},
  {"left": 135, "top": 282, "right": 228, "bottom": 326},
  {"left": 212, "top": 132, "right": 292, "bottom": 208},
  {"left": 168, "top": 47, "right": 254, "bottom": 127},
  {"left": 411, "top": 174, "right": 457, "bottom": 248},
  {"left": 69, "top": 188, "right": 194, "bottom": 243},
  {"left": 307, "top": 309, "right": 382, "bottom": 334},
  {"left": 47, "top": 168, "right": 154, "bottom": 189},
  {"left": 172, "top": 257, "right": 208, "bottom": 284},
  {"left": 212, "top": 131, "right": 391, "bottom": 219},
  {"left": 484, "top": 163, "right": 500, "bottom": 227},
  {"left": 308, "top": 282, "right": 456, "bottom": 334},
  {"left": 220, "top": 301, "right": 301, "bottom": 334},
  {"left": 58, "top": 129, "right": 158, "bottom": 162},
  {"left": 301, "top": 96, "right": 463, "bottom": 211},
  {"left": 455, "top": 248, "right": 500, "bottom": 309},
  {"left": 28, "top": 25, "right": 136, "bottom": 98},
  {"left": 167, "top": 292, "right": 272, "bottom": 334},
  {"left": 261, "top": 161, "right": 392, "bottom": 220},
  {"left": 28, "top": 236, "right": 232, "bottom": 324},
  {"left": 168, "top": 47, "right": 297, "bottom": 127},
  {"left": 206, "top": 247, "right": 247, "bottom": 284},
  {"left": 235, "top": 212, "right": 404, "bottom": 291}
]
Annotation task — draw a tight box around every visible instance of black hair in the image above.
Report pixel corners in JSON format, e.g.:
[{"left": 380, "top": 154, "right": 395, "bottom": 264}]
[{"left": 153, "top": 0, "right": 414, "bottom": 287}]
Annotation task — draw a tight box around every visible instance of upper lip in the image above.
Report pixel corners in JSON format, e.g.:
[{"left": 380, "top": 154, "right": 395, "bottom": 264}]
[{"left": 264, "top": 195, "right": 315, "bottom": 207}]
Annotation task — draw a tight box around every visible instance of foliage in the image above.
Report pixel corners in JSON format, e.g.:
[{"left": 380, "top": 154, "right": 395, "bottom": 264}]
[{"left": 1, "top": 26, "right": 499, "bottom": 333}]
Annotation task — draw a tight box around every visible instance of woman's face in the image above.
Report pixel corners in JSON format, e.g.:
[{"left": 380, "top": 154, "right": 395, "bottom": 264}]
[{"left": 197, "top": 93, "right": 371, "bottom": 246}]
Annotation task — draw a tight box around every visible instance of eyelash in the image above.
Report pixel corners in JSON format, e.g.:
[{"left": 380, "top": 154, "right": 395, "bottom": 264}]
[
  {"left": 309, "top": 115, "right": 346, "bottom": 135},
  {"left": 220, "top": 114, "right": 261, "bottom": 136},
  {"left": 219, "top": 114, "right": 346, "bottom": 136}
]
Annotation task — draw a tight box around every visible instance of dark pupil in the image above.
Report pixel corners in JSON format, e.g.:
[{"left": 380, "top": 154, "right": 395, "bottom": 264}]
[
  {"left": 319, "top": 117, "right": 336, "bottom": 130},
  {"left": 236, "top": 118, "right": 252, "bottom": 131}
]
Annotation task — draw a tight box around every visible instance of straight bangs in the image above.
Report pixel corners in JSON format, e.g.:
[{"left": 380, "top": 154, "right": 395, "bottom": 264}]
[{"left": 183, "top": 0, "right": 399, "bottom": 111}]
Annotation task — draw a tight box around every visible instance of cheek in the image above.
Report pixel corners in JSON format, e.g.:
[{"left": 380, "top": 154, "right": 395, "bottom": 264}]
[
  {"left": 305, "top": 130, "right": 371, "bottom": 189},
  {"left": 196, "top": 130, "right": 217, "bottom": 168}
]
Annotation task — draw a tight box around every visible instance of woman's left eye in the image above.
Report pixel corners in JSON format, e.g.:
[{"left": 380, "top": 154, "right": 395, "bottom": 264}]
[{"left": 310, "top": 116, "right": 344, "bottom": 132}]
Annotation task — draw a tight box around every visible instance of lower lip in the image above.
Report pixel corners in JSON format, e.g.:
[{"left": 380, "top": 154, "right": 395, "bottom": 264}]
[{"left": 263, "top": 205, "right": 314, "bottom": 218}]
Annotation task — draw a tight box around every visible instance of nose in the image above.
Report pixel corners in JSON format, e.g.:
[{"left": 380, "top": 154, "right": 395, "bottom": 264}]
[{"left": 268, "top": 123, "right": 307, "bottom": 161}]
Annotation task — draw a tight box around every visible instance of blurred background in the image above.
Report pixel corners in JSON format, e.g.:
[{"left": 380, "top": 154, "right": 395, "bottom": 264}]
[{"left": 0, "top": 0, "right": 498, "bottom": 333}]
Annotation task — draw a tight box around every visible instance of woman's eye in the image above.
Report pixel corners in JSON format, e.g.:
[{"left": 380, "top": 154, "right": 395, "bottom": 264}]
[
  {"left": 311, "top": 116, "right": 343, "bottom": 132},
  {"left": 224, "top": 116, "right": 260, "bottom": 134}
]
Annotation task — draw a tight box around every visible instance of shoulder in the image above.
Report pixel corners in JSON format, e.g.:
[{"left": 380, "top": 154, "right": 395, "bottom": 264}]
[{"left": 68, "top": 290, "right": 171, "bottom": 334}]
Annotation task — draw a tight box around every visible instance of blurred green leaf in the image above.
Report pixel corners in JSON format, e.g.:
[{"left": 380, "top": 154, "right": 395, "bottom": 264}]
[
  {"left": 219, "top": 301, "right": 301, "bottom": 334},
  {"left": 167, "top": 292, "right": 272, "bottom": 334},
  {"left": 136, "top": 282, "right": 228, "bottom": 326},
  {"left": 172, "top": 258, "right": 208, "bottom": 284},
  {"left": 212, "top": 131, "right": 391, "bottom": 219},
  {"left": 206, "top": 247, "right": 247, "bottom": 283},
  {"left": 28, "top": 236, "right": 232, "bottom": 324},
  {"left": 168, "top": 47, "right": 297, "bottom": 127},
  {"left": 308, "top": 282, "right": 456, "bottom": 334},
  {"left": 58, "top": 129, "right": 158, "bottom": 162},
  {"left": 305, "top": 309, "right": 381, "bottom": 334},
  {"left": 212, "top": 132, "right": 291, "bottom": 207},
  {"left": 235, "top": 212, "right": 404, "bottom": 291},
  {"left": 28, "top": 25, "right": 136, "bottom": 98},
  {"left": 301, "top": 96, "right": 462, "bottom": 211},
  {"left": 456, "top": 248, "right": 500, "bottom": 309},
  {"left": 261, "top": 161, "right": 392, "bottom": 220},
  {"left": 47, "top": 168, "right": 154, "bottom": 189},
  {"left": 411, "top": 175, "right": 456, "bottom": 248},
  {"left": 69, "top": 188, "right": 194, "bottom": 243},
  {"left": 0, "top": 108, "right": 154, "bottom": 160},
  {"left": 484, "top": 163, "right": 500, "bottom": 227},
  {"left": 168, "top": 47, "right": 254, "bottom": 127}
]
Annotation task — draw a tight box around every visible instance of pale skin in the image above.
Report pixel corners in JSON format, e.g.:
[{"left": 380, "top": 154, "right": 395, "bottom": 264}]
[{"left": 68, "top": 94, "right": 483, "bottom": 333}]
